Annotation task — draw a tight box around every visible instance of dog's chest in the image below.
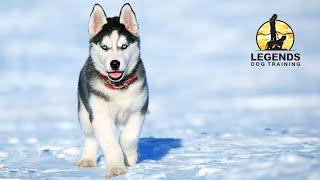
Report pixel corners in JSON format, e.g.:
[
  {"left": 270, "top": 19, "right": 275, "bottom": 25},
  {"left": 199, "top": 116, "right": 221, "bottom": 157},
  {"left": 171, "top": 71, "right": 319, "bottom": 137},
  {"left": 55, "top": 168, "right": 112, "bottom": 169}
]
[
  {"left": 109, "top": 87, "right": 139, "bottom": 109},
  {"left": 92, "top": 79, "right": 145, "bottom": 123}
]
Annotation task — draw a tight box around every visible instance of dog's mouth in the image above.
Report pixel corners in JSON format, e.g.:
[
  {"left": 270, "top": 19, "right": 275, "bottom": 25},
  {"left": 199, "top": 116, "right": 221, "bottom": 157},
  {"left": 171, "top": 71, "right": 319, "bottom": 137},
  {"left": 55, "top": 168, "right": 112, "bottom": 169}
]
[{"left": 107, "top": 71, "right": 124, "bottom": 81}]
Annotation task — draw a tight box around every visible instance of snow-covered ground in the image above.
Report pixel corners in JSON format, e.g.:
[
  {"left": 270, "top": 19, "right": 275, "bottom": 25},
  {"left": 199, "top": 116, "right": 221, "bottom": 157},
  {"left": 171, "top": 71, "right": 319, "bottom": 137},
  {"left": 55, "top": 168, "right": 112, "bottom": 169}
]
[{"left": 0, "top": 0, "right": 320, "bottom": 179}]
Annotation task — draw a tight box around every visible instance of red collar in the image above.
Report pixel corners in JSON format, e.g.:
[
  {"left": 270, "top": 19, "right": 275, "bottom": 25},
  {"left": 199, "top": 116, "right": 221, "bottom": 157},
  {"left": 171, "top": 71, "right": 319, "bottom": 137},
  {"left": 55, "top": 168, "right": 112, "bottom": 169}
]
[{"left": 99, "top": 74, "right": 138, "bottom": 90}]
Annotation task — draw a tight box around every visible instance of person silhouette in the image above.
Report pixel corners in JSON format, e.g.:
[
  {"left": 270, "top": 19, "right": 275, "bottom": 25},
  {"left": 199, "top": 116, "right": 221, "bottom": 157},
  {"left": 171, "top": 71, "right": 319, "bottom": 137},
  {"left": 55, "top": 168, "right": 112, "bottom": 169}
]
[{"left": 269, "top": 14, "right": 277, "bottom": 42}]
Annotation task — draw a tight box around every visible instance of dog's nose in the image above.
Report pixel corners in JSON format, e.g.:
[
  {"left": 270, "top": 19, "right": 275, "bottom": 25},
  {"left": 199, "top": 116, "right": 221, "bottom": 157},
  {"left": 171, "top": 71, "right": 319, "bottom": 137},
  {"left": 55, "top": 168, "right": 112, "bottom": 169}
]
[{"left": 110, "top": 60, "right": 120, "bottom": 71}]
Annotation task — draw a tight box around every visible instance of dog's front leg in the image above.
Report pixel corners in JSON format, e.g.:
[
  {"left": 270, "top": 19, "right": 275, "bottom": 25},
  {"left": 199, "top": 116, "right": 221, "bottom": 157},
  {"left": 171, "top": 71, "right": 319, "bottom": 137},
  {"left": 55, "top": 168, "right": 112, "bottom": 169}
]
[
  {"left": 76, "top": 99, "right": 98, "bottom": 168},
  {"left": 90, "top": 96, "right": 127, "bottom": 177},
  {"left": 120, "top": 112, "right": 145, "bottom": 167}
]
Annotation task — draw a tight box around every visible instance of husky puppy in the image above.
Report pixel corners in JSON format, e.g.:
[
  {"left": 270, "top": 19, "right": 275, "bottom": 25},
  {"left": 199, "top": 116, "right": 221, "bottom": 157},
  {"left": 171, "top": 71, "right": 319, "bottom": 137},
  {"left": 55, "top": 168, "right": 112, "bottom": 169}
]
[{"left": 76, "top": 3, "right": 148, "bottom": 177}]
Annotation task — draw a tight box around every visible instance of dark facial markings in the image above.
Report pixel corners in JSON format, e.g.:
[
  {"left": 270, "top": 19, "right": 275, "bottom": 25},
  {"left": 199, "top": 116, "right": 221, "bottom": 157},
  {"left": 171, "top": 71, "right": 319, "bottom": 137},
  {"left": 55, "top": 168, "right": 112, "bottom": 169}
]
[
  {"left": 99, "top": 42, "right": 130, "bottom": 51},
  {"left": 90, "top": 17, "right": 139, "bottom": 46},
  {"left": 100, "top": 44, "right": 109, "bottom": 50},
  {"left": 121, "top": 43, "right": 128, "bottom": 49}
]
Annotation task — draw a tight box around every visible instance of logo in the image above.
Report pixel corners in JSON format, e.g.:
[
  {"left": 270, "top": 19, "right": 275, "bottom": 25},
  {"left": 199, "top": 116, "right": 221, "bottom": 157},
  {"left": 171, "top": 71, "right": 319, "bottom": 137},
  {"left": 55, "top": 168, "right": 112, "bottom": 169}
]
[{"left": 251, "top": 14, "right": 301, "bottom": 67}]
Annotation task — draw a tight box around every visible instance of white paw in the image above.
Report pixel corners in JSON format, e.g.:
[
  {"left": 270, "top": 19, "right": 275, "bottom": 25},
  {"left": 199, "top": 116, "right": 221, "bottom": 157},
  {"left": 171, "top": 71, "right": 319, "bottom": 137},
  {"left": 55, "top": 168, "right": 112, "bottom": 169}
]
[
  {"left": 106, "top": 167, "right": 127, "bottom": 178},
  {"left": 125, "top": 154, "right": 138, "bottom": 167},
  {"left": 75, "top": 159, "right": 96, "bottom": 168}
]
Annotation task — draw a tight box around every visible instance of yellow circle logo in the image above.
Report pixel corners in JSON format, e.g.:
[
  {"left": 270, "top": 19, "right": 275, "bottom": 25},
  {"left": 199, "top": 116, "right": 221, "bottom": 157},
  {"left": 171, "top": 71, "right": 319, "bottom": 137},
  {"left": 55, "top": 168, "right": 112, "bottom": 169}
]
[{"left": 256, "top": 14, "right": 294, "bottom": 51}]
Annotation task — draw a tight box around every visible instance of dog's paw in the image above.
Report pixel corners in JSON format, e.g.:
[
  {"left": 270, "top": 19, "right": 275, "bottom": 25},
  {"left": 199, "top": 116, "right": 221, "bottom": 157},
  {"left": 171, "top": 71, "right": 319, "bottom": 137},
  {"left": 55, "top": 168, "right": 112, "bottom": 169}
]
[
  {"left": 75, "top": 159, "right": 96, "bottom": 168},
  {"left": 125, "top": 155, "right": 138, "bottom": 167},
  {"left": 106, "top": 167, "right": 127, "bottom": 178}
]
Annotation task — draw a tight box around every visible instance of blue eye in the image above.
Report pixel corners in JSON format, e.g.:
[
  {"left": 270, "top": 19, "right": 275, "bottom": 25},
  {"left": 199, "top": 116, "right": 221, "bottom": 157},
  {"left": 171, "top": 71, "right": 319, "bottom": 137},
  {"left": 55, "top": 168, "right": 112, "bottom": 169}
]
[
  {"left": 121, "top": 44, "right": 128, "bottom": 49},
  {"left": 101, "top": 44, "right": 109, "bottom": 50}
]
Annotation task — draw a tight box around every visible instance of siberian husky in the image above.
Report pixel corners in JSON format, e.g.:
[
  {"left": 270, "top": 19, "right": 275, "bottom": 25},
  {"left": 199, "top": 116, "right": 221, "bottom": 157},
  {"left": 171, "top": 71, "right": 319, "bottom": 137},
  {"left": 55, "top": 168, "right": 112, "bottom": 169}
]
[{"left": 76, "top": 3, "right": 148, "bottom": 177}]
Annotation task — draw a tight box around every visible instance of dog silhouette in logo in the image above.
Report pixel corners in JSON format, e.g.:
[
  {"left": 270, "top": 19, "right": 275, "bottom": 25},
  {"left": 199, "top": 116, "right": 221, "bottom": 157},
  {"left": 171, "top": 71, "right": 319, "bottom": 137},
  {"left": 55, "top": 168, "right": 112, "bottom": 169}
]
[{"left": 266, "top": 35, "right": 287, "bottom": 50}]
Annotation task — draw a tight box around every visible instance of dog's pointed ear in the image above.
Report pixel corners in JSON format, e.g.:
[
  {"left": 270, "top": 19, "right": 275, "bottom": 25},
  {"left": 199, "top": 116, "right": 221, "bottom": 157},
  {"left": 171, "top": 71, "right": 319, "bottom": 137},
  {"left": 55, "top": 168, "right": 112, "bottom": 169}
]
[
  {"left": 89, "top": 4, "right": 107, "bottom": 38},
  {"left": 119, "top": 3, "right": 138, "bottom": 36}
]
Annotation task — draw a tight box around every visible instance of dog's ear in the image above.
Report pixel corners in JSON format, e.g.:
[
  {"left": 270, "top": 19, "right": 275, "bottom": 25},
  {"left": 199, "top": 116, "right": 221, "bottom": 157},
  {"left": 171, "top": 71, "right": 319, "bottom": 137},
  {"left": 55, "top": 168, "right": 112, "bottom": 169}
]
[
  {"left": 89, "top": 4, "right": 107, "bottom": 38},
  {"left": 119, "top": 3, "right": 138, "bottom": 36}
]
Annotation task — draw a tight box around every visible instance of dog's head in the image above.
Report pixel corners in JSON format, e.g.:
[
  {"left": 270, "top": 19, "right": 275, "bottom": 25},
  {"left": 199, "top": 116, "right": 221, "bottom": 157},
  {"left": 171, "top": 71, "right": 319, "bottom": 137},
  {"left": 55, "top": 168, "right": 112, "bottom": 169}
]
[{"left": 89, "top": 3, "right": 140, "bottom": 82}]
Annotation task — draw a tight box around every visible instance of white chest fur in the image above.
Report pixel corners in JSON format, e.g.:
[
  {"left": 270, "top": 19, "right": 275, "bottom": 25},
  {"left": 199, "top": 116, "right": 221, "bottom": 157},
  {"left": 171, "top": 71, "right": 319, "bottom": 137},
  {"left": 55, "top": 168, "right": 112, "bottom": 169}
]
[{"left": 90, "top": 78, "right": 147, "bottom": 125}]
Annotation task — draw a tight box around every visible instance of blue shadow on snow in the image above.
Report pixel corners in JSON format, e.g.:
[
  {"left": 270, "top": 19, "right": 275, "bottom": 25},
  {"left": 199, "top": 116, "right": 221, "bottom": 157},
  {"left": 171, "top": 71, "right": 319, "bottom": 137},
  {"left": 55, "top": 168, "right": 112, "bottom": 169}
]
[{"left": 138, "top": 137, "right": 182, "bottom": 162}]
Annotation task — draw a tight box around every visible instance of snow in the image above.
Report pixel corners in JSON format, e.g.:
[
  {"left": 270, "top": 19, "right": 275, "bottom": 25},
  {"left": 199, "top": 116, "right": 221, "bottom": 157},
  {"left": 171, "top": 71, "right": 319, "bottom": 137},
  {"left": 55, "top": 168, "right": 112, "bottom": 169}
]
[{"left": 0, "top": 0, "right": 320, "bottom": 179}]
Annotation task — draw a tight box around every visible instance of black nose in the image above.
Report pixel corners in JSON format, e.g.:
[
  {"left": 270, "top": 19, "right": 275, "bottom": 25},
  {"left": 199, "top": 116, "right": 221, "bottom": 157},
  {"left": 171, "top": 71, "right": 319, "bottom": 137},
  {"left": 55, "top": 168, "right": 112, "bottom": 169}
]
[{"left": 110, "top": 60, "right": 120, "bottom": 71}]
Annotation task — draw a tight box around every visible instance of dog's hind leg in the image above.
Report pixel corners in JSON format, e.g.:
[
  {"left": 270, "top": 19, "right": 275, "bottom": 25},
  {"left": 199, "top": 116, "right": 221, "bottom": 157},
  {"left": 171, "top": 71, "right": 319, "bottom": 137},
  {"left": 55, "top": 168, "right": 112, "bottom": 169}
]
[
  {"left": 75, "top": 98, "right": 98, "bottom": 168},
  {"left": 120, "top": 112, "right": 145, "bottom": 167}
]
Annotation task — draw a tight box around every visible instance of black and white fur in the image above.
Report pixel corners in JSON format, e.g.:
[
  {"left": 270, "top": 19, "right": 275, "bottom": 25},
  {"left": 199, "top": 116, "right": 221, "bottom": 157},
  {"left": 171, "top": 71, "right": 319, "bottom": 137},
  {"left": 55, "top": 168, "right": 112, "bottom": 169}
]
[{"left": 76, "top": 3, "right": 148, "bottom": 177}]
